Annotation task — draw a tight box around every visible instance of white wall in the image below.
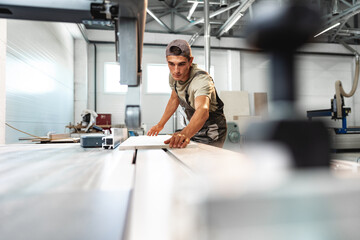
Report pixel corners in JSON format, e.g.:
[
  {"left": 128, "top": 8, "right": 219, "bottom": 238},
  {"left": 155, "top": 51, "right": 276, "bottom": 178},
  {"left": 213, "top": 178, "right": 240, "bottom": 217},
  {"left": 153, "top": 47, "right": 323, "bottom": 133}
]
[
  {"left": 240, "top": 51, "right": 358, "bottom": 127},
  {"left": 0, "top": 19, "right": 6, "bottom": 145},
  {"left": 5, "top": 20, "right": 75, "bottom": 143},
  {"left": 74, "top": 39, "right": 88, "bottom": 124},
  {"left": 241, "top": 51, "right": 270, "bottom": 116}
]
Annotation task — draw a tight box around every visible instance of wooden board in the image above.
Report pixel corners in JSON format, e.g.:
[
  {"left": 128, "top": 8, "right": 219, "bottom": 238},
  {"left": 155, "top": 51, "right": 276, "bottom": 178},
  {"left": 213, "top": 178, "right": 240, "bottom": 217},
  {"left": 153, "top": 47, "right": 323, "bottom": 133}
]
[
  {"left": 220, "top": 91, "right": 250, "bottom": 121},
  {"left": 254, "top": 92, "right": 268, "bottom": 116},
  {"left": 118, "top": 135, "right": 198, "bottom": 150}
]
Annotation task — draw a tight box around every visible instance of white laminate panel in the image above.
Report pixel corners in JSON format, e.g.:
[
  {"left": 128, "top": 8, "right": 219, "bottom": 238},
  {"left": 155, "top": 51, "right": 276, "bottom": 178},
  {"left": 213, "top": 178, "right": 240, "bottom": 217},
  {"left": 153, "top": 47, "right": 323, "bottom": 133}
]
[{"left": 119, "top": 135, "right": 198, "bottom": 150}]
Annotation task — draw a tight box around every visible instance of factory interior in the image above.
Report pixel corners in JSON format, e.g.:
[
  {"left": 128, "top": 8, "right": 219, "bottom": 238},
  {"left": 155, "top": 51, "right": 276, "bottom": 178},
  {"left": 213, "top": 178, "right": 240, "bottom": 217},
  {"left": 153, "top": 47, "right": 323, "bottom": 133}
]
[{"left": 1, "top": 0, "right": 360, "bottom": 239}]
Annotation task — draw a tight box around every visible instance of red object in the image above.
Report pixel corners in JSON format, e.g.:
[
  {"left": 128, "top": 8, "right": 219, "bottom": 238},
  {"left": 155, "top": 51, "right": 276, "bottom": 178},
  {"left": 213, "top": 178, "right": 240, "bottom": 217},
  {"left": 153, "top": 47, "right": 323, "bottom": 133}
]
[{"left": 96, "top": 114, "right": 111, "bottom": 129}]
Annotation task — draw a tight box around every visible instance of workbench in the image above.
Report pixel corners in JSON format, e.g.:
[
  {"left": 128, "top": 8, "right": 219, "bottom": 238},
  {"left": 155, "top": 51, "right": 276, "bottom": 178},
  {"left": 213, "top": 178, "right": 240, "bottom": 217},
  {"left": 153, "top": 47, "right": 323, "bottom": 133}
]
[
  {"left": 1, "top": 143, "right": 360, "bottom": 240},
  {"left": 0, "top": 143, "right": 135, "bottom": 240}
]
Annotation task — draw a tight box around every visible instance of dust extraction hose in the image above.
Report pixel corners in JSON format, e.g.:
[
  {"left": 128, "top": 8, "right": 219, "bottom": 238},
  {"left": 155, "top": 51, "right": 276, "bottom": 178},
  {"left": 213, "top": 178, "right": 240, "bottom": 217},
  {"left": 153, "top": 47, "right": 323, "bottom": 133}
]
[{"left": 335, "top": 55, "right": 360, "bottom": 118}]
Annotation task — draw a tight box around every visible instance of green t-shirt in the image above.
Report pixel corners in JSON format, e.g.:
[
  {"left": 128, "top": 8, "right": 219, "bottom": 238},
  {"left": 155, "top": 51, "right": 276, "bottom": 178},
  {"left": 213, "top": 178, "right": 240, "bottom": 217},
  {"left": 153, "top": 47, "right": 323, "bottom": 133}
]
[{"left": 169, "top": 64, "right": 218, "bottom": 112}]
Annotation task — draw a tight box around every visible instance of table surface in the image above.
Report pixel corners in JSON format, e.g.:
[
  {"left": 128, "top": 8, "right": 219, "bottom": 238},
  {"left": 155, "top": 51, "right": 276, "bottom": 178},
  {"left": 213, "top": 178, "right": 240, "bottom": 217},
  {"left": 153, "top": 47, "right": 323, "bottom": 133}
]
[
  {"left": 0, "top": 143, "right": 135, "bottom": 240},
  {"left": 2, "top": 142, "right": 360, "bottom": 240}
]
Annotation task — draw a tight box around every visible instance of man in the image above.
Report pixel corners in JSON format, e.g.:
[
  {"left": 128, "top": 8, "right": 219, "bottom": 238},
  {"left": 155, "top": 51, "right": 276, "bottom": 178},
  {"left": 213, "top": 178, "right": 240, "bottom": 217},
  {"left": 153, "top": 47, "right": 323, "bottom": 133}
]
[{"left": 147, "top": 39, "right": 227, "bottom": 148}]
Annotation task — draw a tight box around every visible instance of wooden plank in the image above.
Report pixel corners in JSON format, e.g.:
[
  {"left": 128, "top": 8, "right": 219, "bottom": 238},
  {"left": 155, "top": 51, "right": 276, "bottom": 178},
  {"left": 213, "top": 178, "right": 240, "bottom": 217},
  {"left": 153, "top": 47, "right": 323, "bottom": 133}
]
[
  {"left": 220, "top": 91, "right": 250, "bottom": 121},
  {"left": 254, "top": 92, "right": 268, "bottom": 116},
  {"left": 119, "top": 135, "right": 198, "bottom": 150},
  {"left": 49, "top": 133, "right": 70, "bottom": 140}
]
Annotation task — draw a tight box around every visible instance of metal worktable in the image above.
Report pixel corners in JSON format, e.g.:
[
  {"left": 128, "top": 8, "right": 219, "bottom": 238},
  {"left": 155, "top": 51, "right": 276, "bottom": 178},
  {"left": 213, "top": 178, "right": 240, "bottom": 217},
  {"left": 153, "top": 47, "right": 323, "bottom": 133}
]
[
  {"left": 1, "top": 142, "right": 360, "bottom": 240},
  {"left": 0, "top": 143, "right": 135, "bottom": 240}
]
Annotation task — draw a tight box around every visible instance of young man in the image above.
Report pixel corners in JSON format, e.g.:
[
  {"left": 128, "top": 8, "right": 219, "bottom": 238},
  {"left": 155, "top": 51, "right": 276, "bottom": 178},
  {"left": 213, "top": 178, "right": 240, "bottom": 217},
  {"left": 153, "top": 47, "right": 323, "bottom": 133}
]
[{"left": 147, "top": 39, "right": 227, "bottom": 148}]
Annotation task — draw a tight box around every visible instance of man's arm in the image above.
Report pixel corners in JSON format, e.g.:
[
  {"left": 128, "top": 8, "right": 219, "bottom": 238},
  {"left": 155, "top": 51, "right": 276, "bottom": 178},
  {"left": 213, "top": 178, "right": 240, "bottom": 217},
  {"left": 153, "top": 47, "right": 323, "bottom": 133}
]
[
  {"left": 165, "top": 95, "right": 210, "bottom": 148},
  {"left": 147, "top": 90, "right": 180, "bottom": 136}
]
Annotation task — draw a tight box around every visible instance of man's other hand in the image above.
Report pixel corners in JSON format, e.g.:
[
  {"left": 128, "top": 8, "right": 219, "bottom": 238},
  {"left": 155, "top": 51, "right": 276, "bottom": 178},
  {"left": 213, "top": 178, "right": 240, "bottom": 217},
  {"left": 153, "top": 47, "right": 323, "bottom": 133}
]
[
  {"left": 164, "top": 133, "right": 190, "bottom": 148},
  {"left": 147, "top": 124, "right": 164, "bottom": 136}
]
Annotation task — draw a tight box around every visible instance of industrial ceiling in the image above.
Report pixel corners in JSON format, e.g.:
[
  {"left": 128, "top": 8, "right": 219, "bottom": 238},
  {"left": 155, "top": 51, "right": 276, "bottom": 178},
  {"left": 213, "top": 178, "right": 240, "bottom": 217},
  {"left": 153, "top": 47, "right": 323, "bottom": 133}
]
[
  {"left": 138, "top": 0, "right": 360, "bottom": 45},
  {"left": 1, "top": 0, "right": 360, "bottom": 45}
]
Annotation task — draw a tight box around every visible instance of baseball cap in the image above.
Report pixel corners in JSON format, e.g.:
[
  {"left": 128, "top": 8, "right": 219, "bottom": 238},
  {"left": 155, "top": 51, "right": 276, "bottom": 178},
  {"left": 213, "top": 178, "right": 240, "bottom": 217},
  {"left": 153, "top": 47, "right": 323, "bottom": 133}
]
[{"left": 165, "top": 39, "right": 192, "bottom": 58}]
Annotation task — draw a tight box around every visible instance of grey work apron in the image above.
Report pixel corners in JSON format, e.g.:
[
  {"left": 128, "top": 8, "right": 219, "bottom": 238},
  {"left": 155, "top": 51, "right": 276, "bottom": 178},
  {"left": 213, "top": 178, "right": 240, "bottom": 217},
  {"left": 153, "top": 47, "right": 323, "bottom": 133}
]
[{"left": 174, "top": 71, "right": 227, "bottom": 146}]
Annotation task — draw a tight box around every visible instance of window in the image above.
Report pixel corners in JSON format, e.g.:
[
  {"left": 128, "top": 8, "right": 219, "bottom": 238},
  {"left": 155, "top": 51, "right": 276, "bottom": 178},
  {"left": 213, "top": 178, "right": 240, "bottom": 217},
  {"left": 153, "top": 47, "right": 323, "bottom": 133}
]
[
  {"left": 104, "top": 62, "right": 128, "bottom": 93},
  {"left": 147, "top": 64, "right": 171, "bottom": 94}
]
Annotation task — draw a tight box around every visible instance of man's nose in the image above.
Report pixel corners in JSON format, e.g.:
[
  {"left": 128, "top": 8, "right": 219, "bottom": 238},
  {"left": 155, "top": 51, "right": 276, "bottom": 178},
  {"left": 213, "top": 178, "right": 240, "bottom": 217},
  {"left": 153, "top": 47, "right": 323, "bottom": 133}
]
[{"left": 174, "top": 65, "right": 179, "bottom": 72}]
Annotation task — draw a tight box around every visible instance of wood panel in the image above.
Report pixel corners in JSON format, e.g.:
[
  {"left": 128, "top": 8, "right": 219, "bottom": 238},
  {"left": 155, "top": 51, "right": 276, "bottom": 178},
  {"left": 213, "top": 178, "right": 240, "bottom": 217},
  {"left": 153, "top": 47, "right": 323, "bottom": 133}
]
[
  {"left": 254, "top": 92, "right": 268, "bottom": 116},
  {"left": 220, "top": 91, "right": 250, "bottom": 121}
]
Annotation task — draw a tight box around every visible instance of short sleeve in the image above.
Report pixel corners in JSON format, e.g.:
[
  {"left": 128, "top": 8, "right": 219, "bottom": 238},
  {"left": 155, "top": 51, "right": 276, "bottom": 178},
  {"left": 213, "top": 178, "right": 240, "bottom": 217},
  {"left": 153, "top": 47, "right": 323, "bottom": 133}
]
[{"left": 192, "top": 75, "right": 214, "bottom": 100}]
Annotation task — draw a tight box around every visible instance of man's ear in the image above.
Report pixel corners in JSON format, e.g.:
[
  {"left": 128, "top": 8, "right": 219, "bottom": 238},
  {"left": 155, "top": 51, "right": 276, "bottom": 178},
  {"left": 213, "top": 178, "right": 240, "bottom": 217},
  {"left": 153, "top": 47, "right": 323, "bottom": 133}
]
[{"left": 189, "top": 57, "right": 194, "bottom": 64}]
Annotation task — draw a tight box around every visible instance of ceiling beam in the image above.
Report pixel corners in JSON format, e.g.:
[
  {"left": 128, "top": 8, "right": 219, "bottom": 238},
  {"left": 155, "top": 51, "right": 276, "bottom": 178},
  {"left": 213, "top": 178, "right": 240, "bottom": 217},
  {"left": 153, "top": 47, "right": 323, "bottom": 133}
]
[
  {"left": 339, "top": 0, "right": 352, "bottom": 8},
  {"left": 329, "top": 3, "right": 360, "bottom": 41},
  {"left": 175, "top": 1, "right": 241, "bottom": 32},
  {"left": 146, "top": 8, "right": 173, "bottom": 32},
  {"left": 187, "top": 2, "right": 199, "bottom": 20},
  {"left": 216, "top": 0, "right": 256, "bottom": 38},
  {"left": 146, "top": 10, "right": 171, "bottom": 23}
]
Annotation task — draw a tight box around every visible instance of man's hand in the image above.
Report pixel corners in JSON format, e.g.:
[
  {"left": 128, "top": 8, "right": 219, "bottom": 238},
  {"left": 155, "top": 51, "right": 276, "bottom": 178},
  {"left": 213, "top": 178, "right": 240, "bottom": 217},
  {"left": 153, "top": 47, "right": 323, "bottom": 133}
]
[
  {"left": 164, "top": 132, "right": 191, "bottom": 148},
  {"left": 147, "top": 124, "right": 164, "bottom": 136}
]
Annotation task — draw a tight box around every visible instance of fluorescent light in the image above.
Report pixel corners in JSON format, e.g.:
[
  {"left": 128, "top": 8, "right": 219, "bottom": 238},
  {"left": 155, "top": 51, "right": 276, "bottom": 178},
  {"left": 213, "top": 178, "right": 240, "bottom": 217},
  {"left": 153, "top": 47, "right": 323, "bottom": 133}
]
[
  {"left": 187, "top": 2, "right": 199, "bottom": 20},
  {"left": 314, "top": 22, "right": 341, "bottom": 38},
  {"left": 146, "top": 8, "right": 156, "bottom": 19},
  {"left": 223, "top": 13, "right": 243, "bottom": 33}
]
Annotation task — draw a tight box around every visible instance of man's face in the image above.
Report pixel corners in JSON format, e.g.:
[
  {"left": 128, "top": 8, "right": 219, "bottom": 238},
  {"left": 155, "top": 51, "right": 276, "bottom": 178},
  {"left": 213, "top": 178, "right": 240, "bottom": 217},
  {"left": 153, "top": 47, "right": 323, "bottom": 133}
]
[{"left": 166, "top": 55, "right": 193, "bottom": 82}]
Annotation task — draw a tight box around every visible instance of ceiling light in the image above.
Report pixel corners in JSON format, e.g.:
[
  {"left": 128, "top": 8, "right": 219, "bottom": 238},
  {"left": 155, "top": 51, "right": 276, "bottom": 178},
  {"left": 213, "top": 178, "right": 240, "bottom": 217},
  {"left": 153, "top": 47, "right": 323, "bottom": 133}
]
[
  {"left": 314, "top": 22, "right": 340, "bottom": 38},
  {"left": 187, "top": 2, "right": 199, "bottom": 20},
  {"left": 223, "top": 13, "right": 243, "bottom": 33}
]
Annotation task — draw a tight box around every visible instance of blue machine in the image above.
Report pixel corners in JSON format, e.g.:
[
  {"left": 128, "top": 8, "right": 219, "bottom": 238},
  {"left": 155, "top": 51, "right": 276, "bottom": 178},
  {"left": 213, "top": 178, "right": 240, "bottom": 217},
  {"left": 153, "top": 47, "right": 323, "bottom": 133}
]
[{"left": 307, "top": 96, "right": 360, "bottom": 134}]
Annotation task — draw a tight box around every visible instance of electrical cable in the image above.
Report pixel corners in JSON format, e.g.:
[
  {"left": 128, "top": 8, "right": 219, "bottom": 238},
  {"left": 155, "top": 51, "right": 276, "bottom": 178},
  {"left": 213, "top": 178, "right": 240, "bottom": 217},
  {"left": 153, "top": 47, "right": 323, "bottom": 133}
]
[{"left": 5, "top": 122, "right": 47, "bottom": 139}]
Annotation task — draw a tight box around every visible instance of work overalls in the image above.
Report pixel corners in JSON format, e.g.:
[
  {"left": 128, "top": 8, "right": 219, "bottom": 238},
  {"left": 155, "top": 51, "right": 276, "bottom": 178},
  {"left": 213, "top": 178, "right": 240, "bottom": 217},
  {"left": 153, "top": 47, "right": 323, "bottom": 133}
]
[{"left": 174, "top": 71, "right": 227, "bottom": 148}]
